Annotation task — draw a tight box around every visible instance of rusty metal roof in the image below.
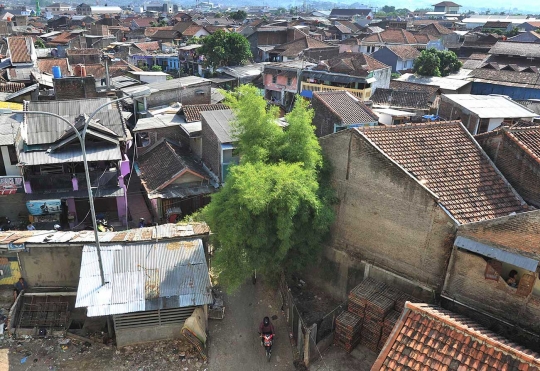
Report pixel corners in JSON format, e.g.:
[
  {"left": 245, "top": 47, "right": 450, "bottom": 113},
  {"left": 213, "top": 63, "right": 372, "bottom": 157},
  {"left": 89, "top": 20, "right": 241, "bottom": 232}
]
[
  {"left": 75, "top": 238, "right": 212, "bottom": 316},
  {"left": 0, "top": 223, "right": 210, "bottom": 247}
]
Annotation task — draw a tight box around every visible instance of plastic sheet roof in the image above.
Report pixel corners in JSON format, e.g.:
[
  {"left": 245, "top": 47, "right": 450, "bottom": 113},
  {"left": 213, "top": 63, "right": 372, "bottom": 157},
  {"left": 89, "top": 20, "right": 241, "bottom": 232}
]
[{"left": 75, "top": 239, "right": 212, "bottom": 316}]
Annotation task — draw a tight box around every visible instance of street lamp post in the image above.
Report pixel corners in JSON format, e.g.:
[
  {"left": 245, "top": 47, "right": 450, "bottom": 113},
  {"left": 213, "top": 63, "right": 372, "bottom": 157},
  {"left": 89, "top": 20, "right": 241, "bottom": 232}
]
[{"left": 0, "top": 89, "right": 151, "bottom": 287}]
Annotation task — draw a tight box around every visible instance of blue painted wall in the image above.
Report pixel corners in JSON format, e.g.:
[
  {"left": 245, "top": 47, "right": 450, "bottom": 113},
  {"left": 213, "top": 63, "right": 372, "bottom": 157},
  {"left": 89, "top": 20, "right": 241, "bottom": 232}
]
[{"left": 471, "top": 82, "right": 540, "bottom": 100}]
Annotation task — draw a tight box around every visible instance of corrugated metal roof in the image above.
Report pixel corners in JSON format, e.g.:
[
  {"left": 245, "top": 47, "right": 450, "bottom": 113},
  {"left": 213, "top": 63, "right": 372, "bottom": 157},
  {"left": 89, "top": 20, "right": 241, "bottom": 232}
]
[
  {"left": 122, "top": 76, "right": 209, "bottom": 95},
  {"left": 5, "top": 83, "right": 38, "bottom": 101},
  {"left": 443, "top": 94, "right": 538, "bottom": 119},
  {"left": 0, "top": 113, "right": 21, "bottom": 146},
  {"left": 75, "top": 239, "right": 212, "bottom": 316},
  {"left": 454, "top": 236, "right": 539, "bottom": 271},
  {"left": 25, "top": 98, "right": 128, "bottom": 145},
  {"left": 0, "top": 223, "right": 210, "bottom": 246},
  {"left": 133, "top": 114, "right": 184, "bottom": 132},
  {"left": 26, "top": 187, "right": 124, "bottom": 200},
  {"left": 151, "top": 183, "right": 214, "bottom": 199},
  {"left": 200, "top": 109, "right": 235, "bottom": 143},
  {"left": 19, "top": 143, "right": 122, "bottom": 165}
]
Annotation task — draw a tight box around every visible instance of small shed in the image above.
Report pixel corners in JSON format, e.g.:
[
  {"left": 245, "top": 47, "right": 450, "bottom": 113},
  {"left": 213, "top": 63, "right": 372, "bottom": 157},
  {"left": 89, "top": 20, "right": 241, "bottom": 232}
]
[{"left": 75, "top": 239, "right": 213, "bottom": 346}]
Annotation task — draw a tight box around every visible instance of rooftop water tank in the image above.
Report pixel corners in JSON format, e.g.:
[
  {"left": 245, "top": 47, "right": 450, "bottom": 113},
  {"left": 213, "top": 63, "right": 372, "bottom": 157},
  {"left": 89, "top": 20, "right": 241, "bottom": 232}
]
[{"left": 52, "top": 66, "right": 62, "bottom": 79}]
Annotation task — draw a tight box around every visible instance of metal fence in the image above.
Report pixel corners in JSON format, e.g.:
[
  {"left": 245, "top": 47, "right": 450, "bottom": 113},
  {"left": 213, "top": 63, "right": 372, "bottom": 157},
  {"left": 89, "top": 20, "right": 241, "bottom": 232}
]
[{"left": 316, "top": 302, "right": 346, "bottom": 343}]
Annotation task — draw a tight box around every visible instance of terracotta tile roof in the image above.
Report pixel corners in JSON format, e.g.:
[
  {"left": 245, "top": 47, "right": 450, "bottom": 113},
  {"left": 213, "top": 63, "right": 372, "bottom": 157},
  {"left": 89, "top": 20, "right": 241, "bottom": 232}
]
[
  {"left": 389, "top": 81, "right": 439, "bottom": 96},
  {"left": 483, "top": 21, "right": 512, "bottom": 28},
  {"left": 370, "top": 88, "right": 432, "bottom": 109},
  {"left": 372, "top": 302, "right": 540, "bottom": 371},
  {"left": 313, "top": 91, "right": 378, "bottom": 124},
  {"left": 144, "top": 26, "right": 174, "bottom": 37},
  {"left": 182, "top": 24, "right": 205, "bottom": 36},
  {"left": 506, "top": 126, "right": 540, "bottom": 162},
  {"left": 362, "top": 29, "right": 418, "bottom": 45},
  {"left": 7, "top": 36, "right": 32, "bottom": 63},
  {"left": 433, "top": 1, "right": 461, "bottom": 6},
  {"left": 334, "top": 23, "right": 352, "bottom": 34},
  {"left": 138, "top": 139, "right": 208, "bottom": 193},
  {"left": 274, "top": 36, "right": 335, "bottom": 57},
  {"left": 337, "top": 20, "right": 362, "bottom": 33},
  {"left": 173, "top": 21, "right": 196, "bottom": 33},
  {"left": 37, "top": 58, "right": 71, "bottom": 76},
  {"left": 148, "top": 29, "right": 180, "bottom": 39},
  {"left": 385, "top": 45, "right": 420, "bottom": 60},
  {"left": 411, "top": 33, "right": 439, "bottom": 44},
  {"left": 416, "top": 22, "right": 454, "bottom": 36},
  {"left": 49, "top": 31, "right": 79, "bottom": 45},
  {"left": 203, "top": 25, "right": 226, "bottom": 34},
  {"left": 316, "top": 53, "right": 388, "bottom": 76},
  {"left": 182, "top": 103, "right": 228, "bottom": 123},
  {"left": 133, "top": 41, "right": 160, "bottom": 53},
  {"left": 357, "top": 122, "right": 525, "bottom": 224},
  {"left": 132, "top": 17, "right": 157, "bottom": 28}
]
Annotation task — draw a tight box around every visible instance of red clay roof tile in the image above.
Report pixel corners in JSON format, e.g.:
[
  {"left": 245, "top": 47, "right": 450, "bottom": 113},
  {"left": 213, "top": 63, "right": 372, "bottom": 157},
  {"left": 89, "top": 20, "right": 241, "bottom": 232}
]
[{"left": 357, "top": 122, "right": 525, "bottom": 224}]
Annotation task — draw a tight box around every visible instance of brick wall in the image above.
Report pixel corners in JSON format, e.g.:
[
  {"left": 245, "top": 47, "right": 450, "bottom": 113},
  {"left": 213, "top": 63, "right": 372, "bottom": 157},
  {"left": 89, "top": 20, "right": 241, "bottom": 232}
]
[
  {"left": 438, "top": 99, "right": 479, "bottom": 133},
  {"left": 478, "top": 132, "right": 540, "bottom": 208},
  {"left": 201, "top": 116, "right": 221, "bottom": 181},
  {"left": 443, "top": 248, "right": 540, "bottom": 334},
  {"left": 146, "top": 81, "right": 211, "bottom": 108},
  {"left": 53, "top": 76, "right": 99, "bottom": 100},
  {"left": 319, "top": 130, "right": 456, "bottom": 296},
  {"left": 312, "top": 94, "right": 341, "bottom": 137}
]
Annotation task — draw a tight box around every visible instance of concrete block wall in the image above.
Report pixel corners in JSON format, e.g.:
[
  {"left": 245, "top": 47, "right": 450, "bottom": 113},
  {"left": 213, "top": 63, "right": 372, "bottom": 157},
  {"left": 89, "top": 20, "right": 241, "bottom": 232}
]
[
  {"left": 319, "top": 130, "right": 456, "bottom": 298},
  {"left": 443, "top": 249, "right": 540, "bottom": 334},
  {"left": 137, "top": 126, "right": 187, "bottom": 155},
  {"left": 438, "top": 99, "right": 479, "bottom": 133},
  {"left": 201, "top": 117, "right": 221, "bottom": 182},
  {"left": 115, "top": 323, "right": 185, "bottom": 347},
  {"left": 53, "top": 77, "right": 99, "bottom": 100},
  {"left": 478, "top": 133, "right": 540, "bottom": 208}
]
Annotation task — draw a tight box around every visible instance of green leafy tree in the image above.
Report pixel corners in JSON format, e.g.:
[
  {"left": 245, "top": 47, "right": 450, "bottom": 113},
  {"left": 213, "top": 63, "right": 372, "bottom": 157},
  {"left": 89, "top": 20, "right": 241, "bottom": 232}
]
[
  {"left": 277, "top": 7, "right": 287, "bottom": 14},
  {"left": 151, "top": 65, "right": 162, "bottom": 71},
  {"left": 199, "top": 30, "right": 252, "bottom": 69},
  {"left": 413, "top": 49, "right": 462, "bottom": 77},
  {"left": 230, "top": 10, "right": 247, "bottom": 21},
  {"left": 34, "top": 38, "right": 46, "bottom": 49},
  {"left": 203, "top": 85, "right": 335, "bottom": 291},
  {"left": 381, "top": 5, "right": 395, "bottom": 13},
  {"left": 505, "top": 27, "right": 519, "bottom": 37},
  {"left": 187, "top": 36, "right": 202, "bottom": 45}
]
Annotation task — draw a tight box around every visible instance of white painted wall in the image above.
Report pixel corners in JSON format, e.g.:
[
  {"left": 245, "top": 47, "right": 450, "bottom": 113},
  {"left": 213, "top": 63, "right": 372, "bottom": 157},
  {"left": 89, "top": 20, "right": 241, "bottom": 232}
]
[
  {"left": 487, "top": 118, "right": 503, "bottom": 132},
  {"left": 0, "top": 146, "right": 19, "bottom": 176}
]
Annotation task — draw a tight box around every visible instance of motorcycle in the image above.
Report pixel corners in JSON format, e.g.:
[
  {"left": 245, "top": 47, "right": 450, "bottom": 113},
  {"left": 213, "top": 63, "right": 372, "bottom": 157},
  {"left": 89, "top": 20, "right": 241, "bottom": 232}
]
[
  {"left": 261, "top": 333, "right": 274, "bottom": 362},
  {"left": 0, "top": 217, "right": 11, "bottom": 231},
  {"left": 96, "top": 219, "right": 114, "bottom": 232}
]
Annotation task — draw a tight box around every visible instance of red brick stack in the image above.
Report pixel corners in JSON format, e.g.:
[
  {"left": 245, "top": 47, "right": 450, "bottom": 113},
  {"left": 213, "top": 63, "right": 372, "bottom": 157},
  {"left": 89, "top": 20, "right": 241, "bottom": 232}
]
[
  {"left": 348, "top": 278, "right": 387, "bottom": 317},
  {"left": 395, "top": 292, "right": 416, "bottom": 312},
  {"left": 361, "top": 293, "right": 394, "bottom": 352},
  {"left": 334, "top": 311, "right": 363, "bottom": 352},
  {"left": 378, "top": 310, "right": 401, "bottom": 351}
]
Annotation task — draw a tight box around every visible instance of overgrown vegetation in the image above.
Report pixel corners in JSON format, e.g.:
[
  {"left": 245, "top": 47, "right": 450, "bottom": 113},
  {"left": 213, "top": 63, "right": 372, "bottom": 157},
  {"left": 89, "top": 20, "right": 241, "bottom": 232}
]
[
  {"left": 201, "top": 85, "right": 335, "bottom": 291},
  {"left": 413, "top": 49, "right": 462, "bottom": 77}
]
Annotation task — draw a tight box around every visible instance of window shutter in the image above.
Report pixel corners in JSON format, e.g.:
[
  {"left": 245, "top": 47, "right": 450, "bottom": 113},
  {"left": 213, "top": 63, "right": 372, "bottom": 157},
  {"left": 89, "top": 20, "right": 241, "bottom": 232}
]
[
  {"left": 484, "top": 260, "right": 502, "bottom": 281},
  {"left": 516, "top": 273, "right": 536, "bottom": 297}
]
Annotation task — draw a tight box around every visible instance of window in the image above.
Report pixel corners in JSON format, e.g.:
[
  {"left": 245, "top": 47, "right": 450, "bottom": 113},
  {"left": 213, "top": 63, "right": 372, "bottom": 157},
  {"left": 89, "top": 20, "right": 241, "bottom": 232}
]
[
  {"left": 7, "top": 145, "right": 17, "bottom": 165},
  {"left": 477, "top": 118, "right": 490, "bottom": 134},
  {"left": 287, "top": 77, "right": 293, "bottom": 86},
  {"left": 272, "top": 75, "right": 277, "bottom": 84}
]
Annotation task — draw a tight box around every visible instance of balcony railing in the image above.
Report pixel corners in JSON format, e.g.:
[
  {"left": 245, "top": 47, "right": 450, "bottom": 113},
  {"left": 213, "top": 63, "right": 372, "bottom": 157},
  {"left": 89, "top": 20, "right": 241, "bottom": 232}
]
[
  {"left": 28, "top": 170, "right": 118, "bottom": 193},
  {"left": 301, "top": 82, "right": 372, "bottom": 101}
]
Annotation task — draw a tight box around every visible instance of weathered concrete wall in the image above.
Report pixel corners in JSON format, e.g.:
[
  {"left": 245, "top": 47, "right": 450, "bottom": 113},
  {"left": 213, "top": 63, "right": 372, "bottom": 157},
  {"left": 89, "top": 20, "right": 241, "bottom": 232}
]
[
  {"left": 18, "top": 244, "right": 83, "bottom": 287},
  {"left": 146, "top": 82, "right": 211, "bottom": 108},
  {"left": 478, "top": 132, "right": 540, "bottom": 208},
  {"left": 312, "top": 94, "right": 341, "bottom": 137},
  {"left": 201, "top": 116, "right": 221, "bottom": 181},
  {"left": 115, "top": 322, "right": 185, "bottom": 347},
  {"left": 438, "top": 98, "right": 479, "bottom": 133},
  {"left": 318, "top": 130, "right": 456, "bottom": 299},
  {"left": 443, "top": 248, "right": 540, "bottom": 334}
]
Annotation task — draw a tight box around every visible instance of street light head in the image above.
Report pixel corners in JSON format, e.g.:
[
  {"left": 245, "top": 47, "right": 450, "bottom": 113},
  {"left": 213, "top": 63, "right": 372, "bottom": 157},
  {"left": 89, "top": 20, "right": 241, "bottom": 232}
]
[
  {"left": 0, "top": 109, "right": 13, "bottom": 115},
  {"left": 130, "top": 87, "right": 152, "bottom": 99}
]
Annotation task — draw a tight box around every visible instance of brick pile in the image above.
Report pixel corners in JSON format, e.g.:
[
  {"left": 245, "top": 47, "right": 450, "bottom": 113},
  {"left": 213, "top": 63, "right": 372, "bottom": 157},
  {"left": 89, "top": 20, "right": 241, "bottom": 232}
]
[
  {"left": 378, "top": 310, "right": 401, "bottom": 351},
  {"left": 335, "top": 278, "right": 421, "bottom": 354},
  {"left": 334, "top": 311, "right": 363, "bottom": 352}
]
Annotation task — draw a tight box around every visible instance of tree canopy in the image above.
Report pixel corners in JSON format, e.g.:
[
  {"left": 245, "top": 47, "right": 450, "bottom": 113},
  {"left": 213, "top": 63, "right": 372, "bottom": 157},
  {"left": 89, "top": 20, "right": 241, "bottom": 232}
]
[
  {"left": 229, "top": 10, "right": 247, "bottom": 21},
  {"left": 202, "top": 85, "right": 335, "bottom": 291},
  {"left": 198, "top": 30, "right": 252, "bottom": 70},
  {"left": 413, "top": 49, "right": 462, "bottom": 77}
]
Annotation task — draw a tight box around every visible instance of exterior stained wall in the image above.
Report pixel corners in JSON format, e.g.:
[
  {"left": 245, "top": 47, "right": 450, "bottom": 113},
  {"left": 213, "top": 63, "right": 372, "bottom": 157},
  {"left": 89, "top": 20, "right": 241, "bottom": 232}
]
[
  {"left": 371, "top": 67, "right": 392, "bottom": 93},
  {"left": 201, "top": 116, "right": 221, "bottom": 182},
  {"left": 443, "top": 248, "right": 540, "bottom": 334},
  {"left": 318, "top": 130, "right": 457, "bottom": 299},
  {"left": 145, "top": 82, "right": 211, "bottom": 108},
  {"left": 312, "top": 94, "right": 342, "bottom": 137},
  {"left": 477, "top": 133, "right": 540, "bottom": 208}
]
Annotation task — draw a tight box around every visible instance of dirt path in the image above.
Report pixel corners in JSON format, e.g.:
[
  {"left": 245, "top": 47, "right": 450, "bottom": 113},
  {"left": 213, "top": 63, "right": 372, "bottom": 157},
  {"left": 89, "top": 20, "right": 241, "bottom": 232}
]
[{"left": 208, "top": 278, "right": 296, "bottom": 371}]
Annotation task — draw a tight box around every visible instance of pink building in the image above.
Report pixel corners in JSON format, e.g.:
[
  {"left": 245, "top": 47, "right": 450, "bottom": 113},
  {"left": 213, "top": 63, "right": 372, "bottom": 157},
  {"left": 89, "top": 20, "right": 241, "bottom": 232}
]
[{"left": 263, "top": 61, "right": 315, "bottom": 110}]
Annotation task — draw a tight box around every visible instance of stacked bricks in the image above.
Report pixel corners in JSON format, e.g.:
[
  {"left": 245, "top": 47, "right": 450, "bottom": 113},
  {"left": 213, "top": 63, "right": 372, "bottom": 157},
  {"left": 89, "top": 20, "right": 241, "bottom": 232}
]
[
  {"left": 378, "top": 310, "right": 401, "bottom": 351},
  {"left": 334, "top": 311, "right": 363, "bottom": 353},
  {"left": 361, "top": 293, "right": 394, "bottom": 352}
]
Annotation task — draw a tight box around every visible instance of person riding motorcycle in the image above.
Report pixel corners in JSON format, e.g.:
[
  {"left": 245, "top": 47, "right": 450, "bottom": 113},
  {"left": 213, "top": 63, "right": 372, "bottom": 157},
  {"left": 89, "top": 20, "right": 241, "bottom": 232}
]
[{"left": 258, "top": 316, "right": 275, "bottom": 346}]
